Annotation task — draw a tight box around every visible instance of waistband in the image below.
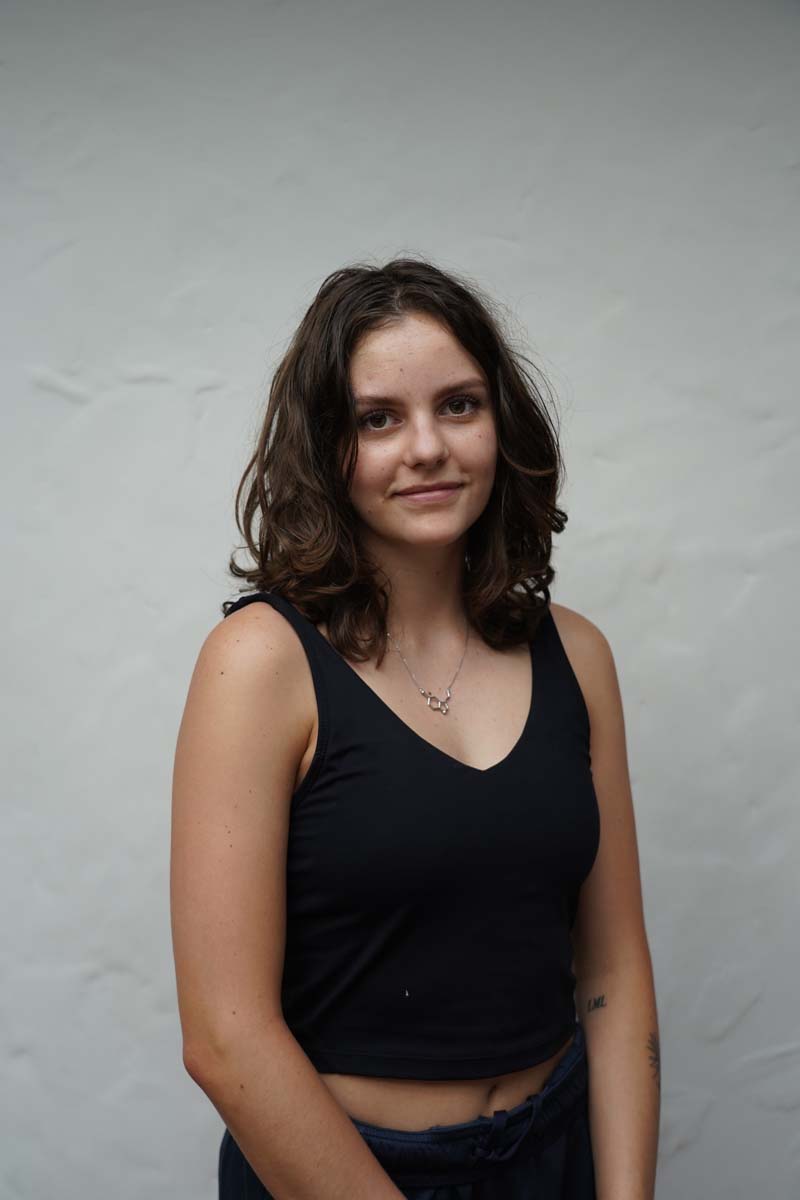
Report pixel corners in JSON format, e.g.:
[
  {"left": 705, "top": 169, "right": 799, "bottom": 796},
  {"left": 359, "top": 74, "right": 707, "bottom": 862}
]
[{"left": 348, "top": 1022, "right": 589, "bottom": 1189}]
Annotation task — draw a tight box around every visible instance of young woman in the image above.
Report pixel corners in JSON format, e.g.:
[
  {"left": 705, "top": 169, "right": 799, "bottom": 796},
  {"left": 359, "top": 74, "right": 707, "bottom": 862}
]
[{"left": 171, "top": 257, "right": 660, "bottom": 1199}]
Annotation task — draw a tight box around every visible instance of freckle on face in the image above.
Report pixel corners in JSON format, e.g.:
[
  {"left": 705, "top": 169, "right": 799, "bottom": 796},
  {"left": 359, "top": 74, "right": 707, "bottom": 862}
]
[{"left": 346, "top": 314, "right": 498, "bottom": 528}]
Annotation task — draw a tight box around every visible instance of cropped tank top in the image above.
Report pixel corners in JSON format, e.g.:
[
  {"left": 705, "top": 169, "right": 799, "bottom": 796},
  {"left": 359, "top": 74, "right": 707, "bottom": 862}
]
[{"left": 223, "top": 589, "right": 600, "bottom": 1080}]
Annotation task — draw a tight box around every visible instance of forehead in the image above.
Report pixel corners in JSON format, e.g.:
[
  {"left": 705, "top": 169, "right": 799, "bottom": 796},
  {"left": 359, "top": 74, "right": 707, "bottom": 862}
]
[{"left": 349, "top": 313, "right": 484, "bottom": 395}]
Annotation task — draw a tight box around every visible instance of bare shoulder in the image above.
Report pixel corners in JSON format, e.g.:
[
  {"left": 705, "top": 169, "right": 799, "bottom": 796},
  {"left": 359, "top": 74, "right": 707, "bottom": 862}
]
[
  {"left": 190, "top": 599, "right": 315, "bottom": 769},
  {"left": 548, "top": 601, "right": 610, "bottom": 654},
  {"left": 548, "top": 602, "right": 619, "bottom": 720},
  {"left": 207, "top": 600, "right": 312, "bottom": 698},
  {"left": 209, "top": 595, "right": 300, "bottom": 656}
]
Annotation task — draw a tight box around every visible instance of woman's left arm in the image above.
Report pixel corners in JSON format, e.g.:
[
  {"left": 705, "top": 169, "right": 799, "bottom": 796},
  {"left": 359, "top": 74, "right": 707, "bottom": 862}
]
[{"left": 556, "top": 607, "right": 661, "bottom": 1200}]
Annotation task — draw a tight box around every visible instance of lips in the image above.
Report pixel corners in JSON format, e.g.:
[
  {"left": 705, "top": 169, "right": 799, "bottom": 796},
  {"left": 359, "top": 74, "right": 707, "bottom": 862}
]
[{"left": 395, "top": 483, "right": 462, "bottom": 496}]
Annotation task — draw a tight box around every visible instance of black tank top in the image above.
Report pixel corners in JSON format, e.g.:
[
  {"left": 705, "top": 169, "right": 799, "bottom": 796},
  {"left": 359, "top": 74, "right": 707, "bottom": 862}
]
[{"left": 223, "top": 589, "right": 600, "bottom": 1079}]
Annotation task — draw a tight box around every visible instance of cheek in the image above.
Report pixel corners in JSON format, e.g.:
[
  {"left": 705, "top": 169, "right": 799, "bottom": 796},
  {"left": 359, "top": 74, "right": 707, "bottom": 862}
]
[
  {"left": 349, "top": 448, "right": 393, "bottom": 510},
  {"left": 465, "top": 423, "right": 498, "bottom": 469},
  {"left": 352, "top": 449, "right": 385, "bottom": 489}
]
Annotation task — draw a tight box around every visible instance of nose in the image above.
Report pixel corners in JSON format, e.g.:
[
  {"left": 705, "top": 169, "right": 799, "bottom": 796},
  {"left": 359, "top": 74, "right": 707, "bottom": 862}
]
[{"left": 403, "top": 415, "right": 449, "bottom": 467}]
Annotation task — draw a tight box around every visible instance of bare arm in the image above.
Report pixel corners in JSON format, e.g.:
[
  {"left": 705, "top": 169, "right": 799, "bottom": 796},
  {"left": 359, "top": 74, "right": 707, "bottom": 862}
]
[
  {"left": 187, "top": 1021, "right": 405, "bottom": 1200},
  {"left": 170, "top": 603, "right": 405, "bottom": 1199},
  {"left": 554, "top": 605, "right": 661, "bottom": 1200},
  {"left": 575, "top": 959, "right": 659, "bottom": 1200}
]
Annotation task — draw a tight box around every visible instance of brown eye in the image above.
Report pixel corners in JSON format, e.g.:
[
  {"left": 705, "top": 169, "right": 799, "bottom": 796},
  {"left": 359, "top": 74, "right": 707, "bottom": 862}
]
[
  {"left": 358, "top": 410, "right": 391, "bottom": 431},
  {"left": 357, "top": 395, "right": 480, "bottom": 432},
  {"left": 446, "top": 394, "right": 481, "bottom": 416}
]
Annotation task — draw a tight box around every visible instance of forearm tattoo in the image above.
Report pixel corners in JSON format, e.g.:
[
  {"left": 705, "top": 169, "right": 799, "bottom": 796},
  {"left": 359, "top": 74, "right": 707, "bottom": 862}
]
[
  {"left": 585, "top": 996, "right": 661, "bottom": 1093},
  {"left": 647, "top": 1031, "right": 661, "bottom": 1091}
]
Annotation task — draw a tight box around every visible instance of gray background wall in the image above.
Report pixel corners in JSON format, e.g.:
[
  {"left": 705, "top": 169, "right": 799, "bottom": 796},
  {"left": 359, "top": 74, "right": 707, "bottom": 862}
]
[{"left": 2, "top": 1, "right": 798, "bottom": 1196}]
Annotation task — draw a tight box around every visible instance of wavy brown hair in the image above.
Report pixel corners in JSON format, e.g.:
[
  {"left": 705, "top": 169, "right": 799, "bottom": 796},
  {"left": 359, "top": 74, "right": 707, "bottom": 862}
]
[{"left": 222, "top": 254, "right": 569, "bottom": 665}]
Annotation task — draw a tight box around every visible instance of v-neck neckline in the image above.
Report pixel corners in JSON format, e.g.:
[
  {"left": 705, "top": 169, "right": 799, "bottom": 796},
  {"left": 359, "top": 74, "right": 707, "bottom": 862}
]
[{"left": 299, "top": 605, "right": 541, "bottom": 776}]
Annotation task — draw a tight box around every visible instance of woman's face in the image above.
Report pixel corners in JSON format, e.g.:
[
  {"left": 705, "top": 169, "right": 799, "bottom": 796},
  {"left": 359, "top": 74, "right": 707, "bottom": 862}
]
[{"left": 346, "top": 311, "right": 498, "bottom": 559}]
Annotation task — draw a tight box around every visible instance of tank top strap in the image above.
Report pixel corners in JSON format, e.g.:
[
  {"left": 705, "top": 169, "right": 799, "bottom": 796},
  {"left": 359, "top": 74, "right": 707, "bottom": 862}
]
[{"left": 535, "top": 604, "right": 590, "bottom": 738}]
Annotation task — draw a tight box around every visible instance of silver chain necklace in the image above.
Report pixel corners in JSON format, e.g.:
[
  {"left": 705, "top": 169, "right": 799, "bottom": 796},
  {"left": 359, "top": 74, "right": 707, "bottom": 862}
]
[{"left": 385, "top": 622, "right": 470, "bottom": 716}]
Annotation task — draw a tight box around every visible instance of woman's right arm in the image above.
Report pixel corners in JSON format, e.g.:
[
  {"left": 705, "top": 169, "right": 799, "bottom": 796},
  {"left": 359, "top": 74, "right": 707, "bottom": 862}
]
[{"left": 170, "top": 603, "right": 405, "bottom": 1199}]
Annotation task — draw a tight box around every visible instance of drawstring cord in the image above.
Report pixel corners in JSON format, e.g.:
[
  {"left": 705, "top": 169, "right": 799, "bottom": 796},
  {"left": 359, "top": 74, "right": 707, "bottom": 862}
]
[
  {"left": 472, "top": 1088, "right": 543, "bottom": 1164},
  {"left": 470, "top": 1092, "right": 544, "bottom": 1200}
]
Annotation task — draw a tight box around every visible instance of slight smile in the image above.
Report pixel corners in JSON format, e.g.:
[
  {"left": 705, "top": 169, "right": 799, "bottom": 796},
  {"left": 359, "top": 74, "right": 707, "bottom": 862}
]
[{"left": 393, "top": 484, "right": 465, "bottom": 503}]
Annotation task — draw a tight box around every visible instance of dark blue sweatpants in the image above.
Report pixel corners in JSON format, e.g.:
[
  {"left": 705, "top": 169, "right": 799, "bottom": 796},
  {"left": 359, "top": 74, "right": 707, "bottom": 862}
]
[{"left": 218, "top": 1021, "right": 596, "bottom": 1198}]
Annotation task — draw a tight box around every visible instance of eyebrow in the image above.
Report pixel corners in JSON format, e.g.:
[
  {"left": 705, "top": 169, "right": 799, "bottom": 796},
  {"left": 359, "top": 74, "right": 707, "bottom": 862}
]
[{"left": 353, "top": 376, "right": 489, "bottom": 407}]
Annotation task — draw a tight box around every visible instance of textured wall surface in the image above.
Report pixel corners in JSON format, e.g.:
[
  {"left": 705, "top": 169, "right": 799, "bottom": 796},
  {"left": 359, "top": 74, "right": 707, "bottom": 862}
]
[{"left": 2, "top": 1, "right": 798, "bottom": 1197}]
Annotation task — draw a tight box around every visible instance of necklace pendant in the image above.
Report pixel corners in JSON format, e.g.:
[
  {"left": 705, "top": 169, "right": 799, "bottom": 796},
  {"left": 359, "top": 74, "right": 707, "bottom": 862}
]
[{"left": 424, "top": 686, "right": 452, "bottom": 716}]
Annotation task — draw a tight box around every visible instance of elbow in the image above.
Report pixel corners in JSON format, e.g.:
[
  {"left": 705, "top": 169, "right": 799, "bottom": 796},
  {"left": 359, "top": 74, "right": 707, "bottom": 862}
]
[
  {"left": 182, "top": 1042, "right": 214, "bottom": 1086},
  {"left": 573, "top": 926, "right": 654, "bottom": 983},
  {"left": 181, "top": 1014, "right": 289, "bottom": 1088}
]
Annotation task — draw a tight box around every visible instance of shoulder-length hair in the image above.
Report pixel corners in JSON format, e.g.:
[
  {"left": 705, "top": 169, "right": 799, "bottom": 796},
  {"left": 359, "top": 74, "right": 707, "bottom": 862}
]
[{"left": 223, "top": 254, "right": 569, "bottom": 666}]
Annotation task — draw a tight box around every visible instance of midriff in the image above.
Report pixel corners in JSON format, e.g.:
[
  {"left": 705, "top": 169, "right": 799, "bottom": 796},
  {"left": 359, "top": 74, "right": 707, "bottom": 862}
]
[{"left": 318, "top": 1035, "right": 576, "bottom": 1131}]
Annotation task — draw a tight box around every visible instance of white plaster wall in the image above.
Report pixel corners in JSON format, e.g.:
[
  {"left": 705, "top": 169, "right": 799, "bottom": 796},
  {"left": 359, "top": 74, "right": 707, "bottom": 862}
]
[{"left": 2, "top": 0, "right": 798, "bottom": 1196}]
